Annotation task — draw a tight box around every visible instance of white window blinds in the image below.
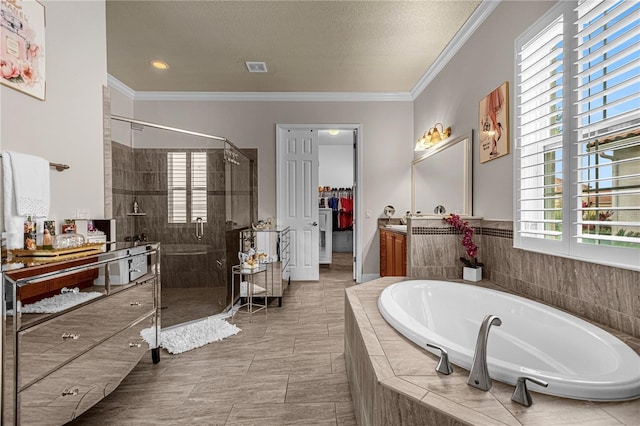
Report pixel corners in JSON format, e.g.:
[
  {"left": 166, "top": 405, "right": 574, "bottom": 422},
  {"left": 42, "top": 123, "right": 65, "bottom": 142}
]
[
  {"left": 168, "top": 151, "right": 208, "bottom": 224},
  {"left": 168, "top": 152, "right": 187, "bottom": 224},
  {"left": 191, "top": 152, "right": 207, "bottom": 223},
  {"left": 574, "top": 0, "right": 640, "bottom": 253},
  {"left": 516, "top": 13, "right": 566, "bottom": 248},
  {"left": 516, "top": 0, "right": 639, "bottom": 269}
]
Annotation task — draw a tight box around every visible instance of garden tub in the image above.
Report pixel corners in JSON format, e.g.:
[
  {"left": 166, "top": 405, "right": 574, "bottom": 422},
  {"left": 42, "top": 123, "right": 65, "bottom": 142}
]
[{"left": 378, "top": 280, "right": 640, "bottom": 401}]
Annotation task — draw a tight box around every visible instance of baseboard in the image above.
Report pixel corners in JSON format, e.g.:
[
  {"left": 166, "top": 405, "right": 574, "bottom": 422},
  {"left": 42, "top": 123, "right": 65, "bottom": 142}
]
[{"left": 359, "top": 273, "right": 380, "bottom": 284}]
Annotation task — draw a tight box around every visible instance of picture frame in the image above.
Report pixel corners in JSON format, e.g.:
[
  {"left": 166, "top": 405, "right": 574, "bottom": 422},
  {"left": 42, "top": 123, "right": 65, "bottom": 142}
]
[
  {"left": 1, "top": 0, "right": 46, "bottom": 100},
  {"left": 479, "top": 81, "right": 509, "bottom": 163}
]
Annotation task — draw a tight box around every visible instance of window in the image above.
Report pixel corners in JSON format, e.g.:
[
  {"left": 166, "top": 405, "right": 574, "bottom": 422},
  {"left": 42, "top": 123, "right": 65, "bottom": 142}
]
[
  {"left": 191, "top": 152, "right": 207, "bottom": 222},
  {"left": 167, "top": 151, "right": 207, "bottom": 224},
  {"left": 515, "top": 0, "right": 639, "bottom": 270}
]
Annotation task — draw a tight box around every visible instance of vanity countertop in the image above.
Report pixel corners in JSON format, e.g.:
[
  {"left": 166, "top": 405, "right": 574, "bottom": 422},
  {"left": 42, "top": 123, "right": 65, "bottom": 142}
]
[{"left": 379, "top": 224, "right": 407, "bottom": 234}]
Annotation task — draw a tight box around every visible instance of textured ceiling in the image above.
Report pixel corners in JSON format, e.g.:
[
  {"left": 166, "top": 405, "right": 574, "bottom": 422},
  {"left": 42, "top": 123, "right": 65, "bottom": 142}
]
[{"left": 106, "top": 1, "right": 481, "bottom": 93}]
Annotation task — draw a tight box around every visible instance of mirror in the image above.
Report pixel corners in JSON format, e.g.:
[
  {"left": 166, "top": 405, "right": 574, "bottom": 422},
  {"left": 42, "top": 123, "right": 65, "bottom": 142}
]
[{"left": 411, "top": 130, "right": 473, "bottom": 216}]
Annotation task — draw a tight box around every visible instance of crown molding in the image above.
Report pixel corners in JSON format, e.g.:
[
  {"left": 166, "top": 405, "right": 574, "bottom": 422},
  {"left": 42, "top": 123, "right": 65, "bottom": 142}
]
[
  {"left": 107, "top": 74, "right": 136, "bottom": 100},
  {"left": 107, "top": 75, "right": 411, "bottom": 102},
  {"left": 409, "top": 0, "right": 501, "bottom": 100},
  {"left": 133, "top": 90, "right": 413, "bottom": 102}
]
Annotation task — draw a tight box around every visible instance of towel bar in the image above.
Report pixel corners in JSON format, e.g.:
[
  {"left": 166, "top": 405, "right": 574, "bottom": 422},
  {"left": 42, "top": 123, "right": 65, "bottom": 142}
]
[{"left": 0, "top": 153, "right": 69, "bottom": 171}]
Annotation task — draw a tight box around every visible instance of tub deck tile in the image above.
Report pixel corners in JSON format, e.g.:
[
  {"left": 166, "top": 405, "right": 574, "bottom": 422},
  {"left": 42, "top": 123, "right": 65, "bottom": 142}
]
[
  {"left": 380, "top": 339, "right": 440, "bottom": 376},
  {"left": 402, "top": 374, "right": 521, "bottom": 425},
  {"left": 422, "top": 392, "right": 514, "bottom": 426},
  {"left": 380, "top": 376, "right": 428, "bottom": 401},
  {"left": 370, "top": 354, "right": 395, "bottom": 381}
]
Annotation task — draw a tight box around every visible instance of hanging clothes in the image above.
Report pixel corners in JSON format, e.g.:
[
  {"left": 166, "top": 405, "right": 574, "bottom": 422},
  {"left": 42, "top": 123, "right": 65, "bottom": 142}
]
[
  {"left": 339, "top": 196, "right": 353, "bottom": 230},
  {"left": 327, "top": 194, "right": 340, "bottom": 231}
]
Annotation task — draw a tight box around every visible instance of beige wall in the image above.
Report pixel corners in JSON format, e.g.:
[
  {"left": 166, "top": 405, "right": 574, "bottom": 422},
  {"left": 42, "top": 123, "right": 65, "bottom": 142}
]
[
  {"left": 111, "top": 1, "right": 559, "bottom": 277},
  {"left": 1, "top": 1, "right": 107, "bottom": 222},
  {"left": 413, "top": 0, "right": 556, "bottom": 220},
  {"left": 130, "top": 100, "right": 414, "bottom": 278}
]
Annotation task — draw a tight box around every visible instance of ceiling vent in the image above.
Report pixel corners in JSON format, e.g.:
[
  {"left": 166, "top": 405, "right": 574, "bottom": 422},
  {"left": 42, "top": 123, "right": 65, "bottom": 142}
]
[{"left": 245, "top": 61, "right": 268, "bottom": 73}]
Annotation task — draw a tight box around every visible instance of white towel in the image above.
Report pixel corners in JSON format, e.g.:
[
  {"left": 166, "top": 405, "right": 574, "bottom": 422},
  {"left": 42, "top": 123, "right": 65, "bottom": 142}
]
[
  {"left": 2, "top": 151, "right": 51, "bottom": 249},
  {"left": 8, "top": 151, "right": 50, "bottom": 216}
]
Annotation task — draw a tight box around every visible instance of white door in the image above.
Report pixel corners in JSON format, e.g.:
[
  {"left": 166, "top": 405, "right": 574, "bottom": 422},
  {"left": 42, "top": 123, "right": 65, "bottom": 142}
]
[{"left": 277, "top": 128, "right": 319, "bottom": 281}]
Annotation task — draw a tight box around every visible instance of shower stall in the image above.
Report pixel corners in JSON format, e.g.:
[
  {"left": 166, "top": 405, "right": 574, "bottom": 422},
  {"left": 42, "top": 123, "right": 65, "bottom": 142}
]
[{"left": 107, "top": 116, "right": 256, "bottom": 328}]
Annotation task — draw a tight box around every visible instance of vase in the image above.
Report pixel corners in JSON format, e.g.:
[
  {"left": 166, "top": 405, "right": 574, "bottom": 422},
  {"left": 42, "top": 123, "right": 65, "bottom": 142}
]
[{"left": 463, "top": 266, "right": 482, "bottom": 282}]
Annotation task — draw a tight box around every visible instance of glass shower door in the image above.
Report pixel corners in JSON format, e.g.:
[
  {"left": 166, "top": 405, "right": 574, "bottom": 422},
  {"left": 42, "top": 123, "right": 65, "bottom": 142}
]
[
  {"left": 223, "top": 145, "right": 256, "bottom": 306},
  {"left": 109, "top": 116, "right": 256, "bottom": 328},
  {"left": 159, "top": 144, "right": 225, "bottom": 327},
  {"left": 109, "top": 118, "right": 228, "bottom": 328}
]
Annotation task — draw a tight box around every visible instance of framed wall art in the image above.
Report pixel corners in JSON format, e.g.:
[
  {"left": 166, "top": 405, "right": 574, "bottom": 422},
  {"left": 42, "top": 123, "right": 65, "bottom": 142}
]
[
  {"left": 479, "top": 81, "right": 509, "bottom": 163},
  {"left": 1, "top": 0, "right": 46, "bottom": 100}
]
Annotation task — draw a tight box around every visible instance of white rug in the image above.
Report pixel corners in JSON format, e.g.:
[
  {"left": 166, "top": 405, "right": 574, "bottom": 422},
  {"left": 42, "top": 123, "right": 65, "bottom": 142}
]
[
  {"left": 7, "top": 291, "right": 103, "bottom": 315},
  {"left": 140, "top": 317, "right": 241, "bottom": 354}
]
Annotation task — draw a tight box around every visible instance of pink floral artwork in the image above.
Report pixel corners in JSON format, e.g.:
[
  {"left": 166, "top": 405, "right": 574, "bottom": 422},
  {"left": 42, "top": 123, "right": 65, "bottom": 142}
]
[{"left": 0, "top": 0, "right": 45, "bottom": 100}]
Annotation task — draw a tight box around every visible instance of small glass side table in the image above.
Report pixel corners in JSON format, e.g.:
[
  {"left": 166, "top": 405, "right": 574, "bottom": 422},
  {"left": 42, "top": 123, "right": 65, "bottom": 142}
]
[{"left": 231, "top": 264, "right": 269, "bottom": 319}]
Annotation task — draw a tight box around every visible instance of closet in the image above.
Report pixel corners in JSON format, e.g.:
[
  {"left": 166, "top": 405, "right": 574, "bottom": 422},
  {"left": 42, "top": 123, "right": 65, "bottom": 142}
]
[{"left": 318, "top": 129, "right": 354, "bottom": 265}]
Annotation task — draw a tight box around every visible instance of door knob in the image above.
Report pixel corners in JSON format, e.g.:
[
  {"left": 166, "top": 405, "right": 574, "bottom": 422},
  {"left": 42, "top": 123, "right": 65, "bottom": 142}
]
[{"left": 309, "top": 222, "right": 318, "bottom": 226}]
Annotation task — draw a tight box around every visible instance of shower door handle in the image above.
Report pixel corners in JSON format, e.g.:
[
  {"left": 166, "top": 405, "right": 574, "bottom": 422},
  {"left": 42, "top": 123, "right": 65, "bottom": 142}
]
[{"left": 195, "top": 217, "right": 204, "bottom": 240}]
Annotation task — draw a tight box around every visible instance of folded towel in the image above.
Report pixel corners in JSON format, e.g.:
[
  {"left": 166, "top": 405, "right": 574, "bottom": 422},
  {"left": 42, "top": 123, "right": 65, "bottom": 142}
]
[
  {"left": 2, "top": 151, "right": 50, "bottom": 249},
  {"left": 7, "top": 151, "right": 50, "bottom": 217}
]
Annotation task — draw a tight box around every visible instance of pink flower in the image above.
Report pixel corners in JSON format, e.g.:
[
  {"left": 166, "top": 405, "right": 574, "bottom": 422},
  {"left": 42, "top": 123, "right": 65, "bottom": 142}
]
[
  {"left": 443, "top": 214, "right": 482, "bottom": 267},
  {"left": 28, "top": 43, "right": 39, "bottom": 59},
  {"left": 19, "top": 61, "right": 36, "bottom": 85},
  {"left": 0, "top": 60, "right": 20, "bottom": 79}
]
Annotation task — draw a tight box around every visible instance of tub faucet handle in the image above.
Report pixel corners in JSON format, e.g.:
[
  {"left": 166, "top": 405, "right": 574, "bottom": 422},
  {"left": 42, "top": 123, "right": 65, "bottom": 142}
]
[
  {"left": 511, "top": 376, "right": 548, "bottom": 407},
  {"left": 426, "top": 343, "right": 453, "bottom": 375}
]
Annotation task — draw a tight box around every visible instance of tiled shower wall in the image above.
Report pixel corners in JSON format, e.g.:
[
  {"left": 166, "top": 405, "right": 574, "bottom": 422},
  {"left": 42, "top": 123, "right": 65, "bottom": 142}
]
[
  {"left": 409, "top": 219, "right": 640, "bottom": 339},
  {"left": 110, "top": 141, "right": 257, "bottom": 290},
  {"left": 111, "top": 142, "right": 136, "bottom": 242}
]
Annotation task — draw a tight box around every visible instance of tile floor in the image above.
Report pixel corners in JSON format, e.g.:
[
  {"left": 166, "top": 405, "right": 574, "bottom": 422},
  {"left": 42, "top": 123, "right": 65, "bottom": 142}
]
[{"left": 71, "top": 253, "right": 357, "bottom": 425}]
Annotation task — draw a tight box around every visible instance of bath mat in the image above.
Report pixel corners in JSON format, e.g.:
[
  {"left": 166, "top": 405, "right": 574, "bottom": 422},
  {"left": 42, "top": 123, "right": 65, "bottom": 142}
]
[
  {"left": 140, "top": 317, "right": 241, "bottom": 354},
  {"left": 7, "top": 291, "right": 103, "bottom": 315}
]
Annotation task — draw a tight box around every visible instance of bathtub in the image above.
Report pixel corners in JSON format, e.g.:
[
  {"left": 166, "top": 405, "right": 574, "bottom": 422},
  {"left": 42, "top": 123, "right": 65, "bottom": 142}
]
[{"left": 378, "top": 280, "right": 640, "bottom": 401}]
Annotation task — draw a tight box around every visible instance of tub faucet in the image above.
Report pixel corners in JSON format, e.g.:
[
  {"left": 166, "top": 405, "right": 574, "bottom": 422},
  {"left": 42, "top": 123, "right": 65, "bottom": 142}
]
[{"left": 468, "top": 314, "right": 502, "bottom": 391}]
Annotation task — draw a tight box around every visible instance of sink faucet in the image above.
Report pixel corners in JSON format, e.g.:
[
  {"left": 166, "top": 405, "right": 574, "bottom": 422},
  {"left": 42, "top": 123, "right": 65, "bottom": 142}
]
[{"left": 468, "top": 314, "right": 502, "bottom": 391}]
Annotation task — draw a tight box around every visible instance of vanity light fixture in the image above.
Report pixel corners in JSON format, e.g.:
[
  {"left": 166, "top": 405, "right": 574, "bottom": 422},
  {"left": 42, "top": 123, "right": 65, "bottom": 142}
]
[
  {"left": 150, "top": 60, "right": 169, "bottom": 70},
  {"left": 415, "top": 123, "right": 452, "bottom": 151}
]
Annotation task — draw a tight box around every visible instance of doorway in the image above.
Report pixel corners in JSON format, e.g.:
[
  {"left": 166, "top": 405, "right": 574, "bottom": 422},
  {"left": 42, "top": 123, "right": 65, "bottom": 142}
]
[{"left": 276, "top": 124, "right": 361, "bottom": 282}]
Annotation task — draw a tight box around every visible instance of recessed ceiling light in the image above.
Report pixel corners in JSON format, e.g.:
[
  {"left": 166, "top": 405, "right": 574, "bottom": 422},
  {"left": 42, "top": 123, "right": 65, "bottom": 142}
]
[
  {"left": 328, "top": 129, "right": 340, "bottom": 136},
  {"left": 246, "top": 61, "right": 268, "bottom": 73},
  {"left": 150, "top": 60, "right": 169, "bottom": 70}
]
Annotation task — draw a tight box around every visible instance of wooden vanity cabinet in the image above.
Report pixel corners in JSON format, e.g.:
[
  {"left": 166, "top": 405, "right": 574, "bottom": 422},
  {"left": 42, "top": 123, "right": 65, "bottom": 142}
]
[{"left": 380, "top": 228, "right": 406, "bottom": 277}]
